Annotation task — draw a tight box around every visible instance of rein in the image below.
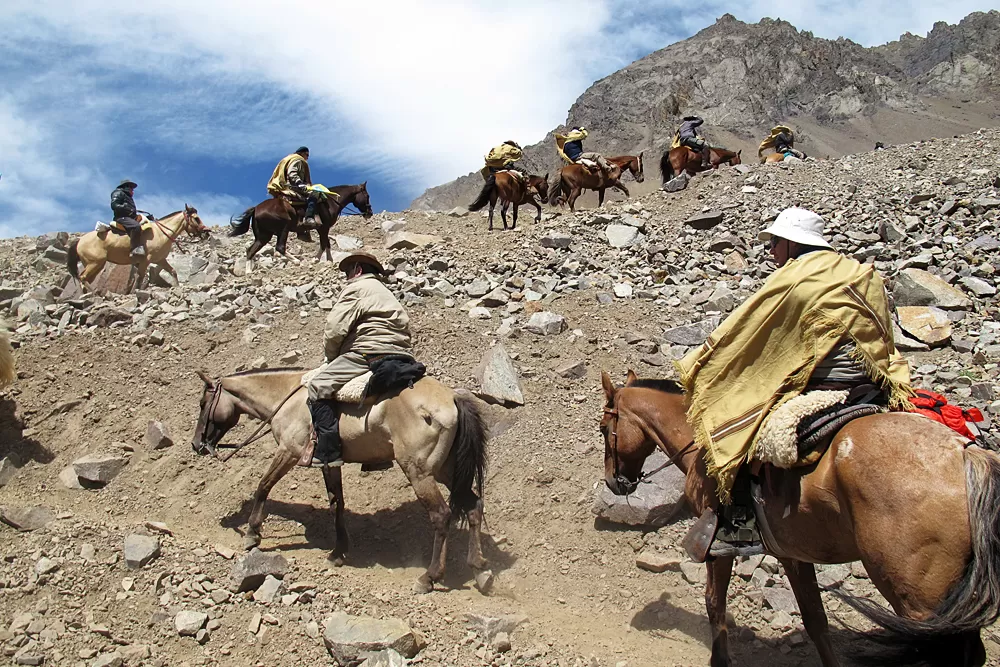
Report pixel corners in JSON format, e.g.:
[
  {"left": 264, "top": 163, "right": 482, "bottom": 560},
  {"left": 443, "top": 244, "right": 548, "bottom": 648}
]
[
  {"left": 205, "top": 378, "right": 304, "bottom": 462},
  {"left": 153, "top": 210, "right": 202, "bottom": 253},
  {"left": 604, "top": 404, "right": 696, "bottom": 492}
]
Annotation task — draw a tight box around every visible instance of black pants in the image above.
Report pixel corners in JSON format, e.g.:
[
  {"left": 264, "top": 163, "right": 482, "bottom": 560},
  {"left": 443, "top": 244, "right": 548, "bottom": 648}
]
[
  {"left": 681, "top": 137, "right": 710, "bottom": 164},
  {"left": 115, "top": 217, "right": 144, "bottom": 249},
  {"left": 308, "top": 398, "right": 341, "bottom": 462},
  {"left": 303, "top": 195, "right": 318, "bottom": 219}
]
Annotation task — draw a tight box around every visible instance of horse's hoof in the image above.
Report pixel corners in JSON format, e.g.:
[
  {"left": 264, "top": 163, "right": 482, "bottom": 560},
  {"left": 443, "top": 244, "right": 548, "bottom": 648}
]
[
  {"left": 327, "top": 553, "right": 345, "bottom": 567},
  {"left": 242, "top": 534, "right": 261, "bottom": 551},
  {"left": 473, "top": 569, "right": 495, "bottom": 594},
  {"left": 412, "top": 576, "right": 434, "bottom": 595}
]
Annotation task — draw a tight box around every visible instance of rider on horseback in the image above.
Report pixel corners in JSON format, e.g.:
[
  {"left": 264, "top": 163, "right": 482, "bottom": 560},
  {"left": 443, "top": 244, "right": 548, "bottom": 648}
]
[
  {"left": 678, "top": 116, "right": 711, "bottom": 168},
  {"left": 773, "top": 129, "right": 806, "bottom": 159},
  {"left": 110, "top": 179, "right": 146, "bottom": 258},
  {"left": 556, "top": 126, "right": 612, "bottom": 178},
  {"left": 267, "top": 146, "right": 318, "bottom": 227},
  {"left": 482, "top": 140, "right": 527, "bottom": 186},
  {"left": 677, "top": 208, "right": 912, "bottom": 560},
  {"left": 306, "top": 251, "right": 413, "bottom": 468}
]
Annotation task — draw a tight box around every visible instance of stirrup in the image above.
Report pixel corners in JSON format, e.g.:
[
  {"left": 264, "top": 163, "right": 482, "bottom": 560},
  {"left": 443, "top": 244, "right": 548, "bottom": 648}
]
[{"left": 310, "top": 457, "right": 343, "bottom": 468}]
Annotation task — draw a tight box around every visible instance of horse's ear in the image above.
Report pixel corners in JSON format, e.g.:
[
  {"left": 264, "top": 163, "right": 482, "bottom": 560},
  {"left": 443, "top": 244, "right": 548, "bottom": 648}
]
[
  {"left": 737, "top": 150, "right": 742, "bottom": 157},
  {"left": 361, "top": 181, "right": 367, "bottom": 189},
  {"left": 195, "top": 369, "right": 213, "bottom": 385},
  {"left": 639, "top": 151, "right": 644, "bottom": 158},
  {"left": 601, "top": 371, "right": 615, "bottom": 401},
  {"left": 625, "top": 370, "right": 638, "bottom": 386},
  {"left": 544, "top": 172, "right": 549, "bottom": 181}
]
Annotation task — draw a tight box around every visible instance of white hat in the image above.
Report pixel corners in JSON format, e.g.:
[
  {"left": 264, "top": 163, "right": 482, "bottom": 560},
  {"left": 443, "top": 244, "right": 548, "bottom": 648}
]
[{"left": 758, "top": 207, "right": 832, "bottom": 248}]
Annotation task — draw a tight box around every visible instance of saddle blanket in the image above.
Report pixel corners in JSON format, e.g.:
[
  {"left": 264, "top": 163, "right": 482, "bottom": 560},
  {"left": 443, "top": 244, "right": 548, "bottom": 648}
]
[
  {"left": 498, "top": 169, "right": 526, "bottom": 182},
  {"left": 95, "top": 217, "right": 153, "bottom": 235},
  {"left": 577, "top": 158, "right": 598, "bottom": 169}
]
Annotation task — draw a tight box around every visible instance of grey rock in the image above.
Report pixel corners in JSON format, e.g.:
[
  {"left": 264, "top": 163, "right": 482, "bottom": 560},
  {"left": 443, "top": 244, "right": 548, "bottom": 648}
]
[
  {"left": 892, "top": 322, "right": 930, "bottom": 352},
  {"left": 89, "top": 307, "right": 133, "bottom": 328},
  {"left": 59, "top": 466, "right": 84, "bottom": 490},
  {"left": 336, "top": 235, "right": 363, "bottom": 250},
  {"left": 231, "top": 548, "right": 289, "bottom": 592},
  {"left": 381, "top": 220, "right": 406, "bottom": 233},
  {"left": 34, "top": 556, "right": 59, "bottom": 575},
  {"left": 43, "top": 247, "right": 68, "bottom": 263},
  {"left": 464, "top": 613, "right": 528, "bottom": 642},
  {"left": 620, "top": 214, "right": 646, "bottom": 230},
  {"left": 124, "top": 534, "right": 160, "bottom": 569},
  {"left": 662, "top": 318, "right": 717, "bottom": 346},
  {"left": 360, "top": 649, "right": 407, "bottom": 667},
  {"left": 475, "top": 345, "right": 524, "bottom": 406},
  {"left": 253, "top": 575, "right": 285, "bottom": 603},
  {"left": 554, "top": 360, "right": 587, "bottom": 379},
  {"left": 72, "top": 453, "right": 128, "bottom": 484},
  {"left": 960, "top": 276, "right": 996, "bottom": 297},
  {"left": 641, "top": 353, "right": 668, "bottom": 367},
  {"left": 613, "top": 283, "right": 633, "bottom": 298},
  {"left": 592, "top": 450, "right": 687, "bottom": 526},
  {"left": 540, "top": 233, "right": 573, "bottom": 249},
  {"left": 427, "top": 257, "right": 449, "bottom": 271},
  {"left": 662, "top": 173, "right": 690, "bottom": 192},
  {"left": 907, "top": 193, "right": 935, "bottom": 205},
  {"left": 898, "top": 306, "right": 952, "bottom": 346},
  {"left": 480, "top": 287, "right": 510, "bottom": 307},
  {"left": 816, "top": 564, "right": 850, "bottom": 589},
  {"left": 975, "top": 197, "right": 1000, "bottom": 210},
  {"left": 972, "top": 384, "right": 997, "bottom": 401},
  {"left": 14, "top": 654, "right": 44, "bottom": 666},
  {"left": 605, "top": 224, "right": 641, "bottom": 248},
  {"left": 466, "top": 279, "right": 490, "bottom": 298},
  {"left": 939, "top": 199, "right": 960, "bottom": 216},
  {"left": 524, "top": 311, "right": 567, "bottom": 336},
  {"left": 492, "top": 632, "right": 512, "bottom": 653},
  {"left": 447, "top": 206, "right": 469, "bottom": 217},
  {"left": 635, "top": 551, "right": 681, "bottom": 573},
  {"left": 384, "top": 232, "right": 443, "bottom": 250},
  {"left": 878, "top": 219, "right": 906, "bottom": 242},
  {"left": 322, "top": 612, "right": 423, "bottom": 664},
  {"left": 145, "top": 421, "right": 173, "bottom": 450},
  {"left": 174, "top": 610, "right": 208, "bottom": 636},
  {"left": 680, "top": 561, "right": 707, "bottom": 585},
  {"left": 685, "top": 210, "right": 724, "bottom": 230},
  {"left": 763, "top": 587, "right": 800, "bottom": 615},
  {"left": 91, "top": 653, "right": 123, "bottom": 667},
  {"left": 966, "top": 235, "right": 1000, "bottom": 252},
  {"left": 0, "top": 457, "right": 17, "bottom": 488},
  {"left": 893, "top": 268, "right": 972, "bottom": 309}
]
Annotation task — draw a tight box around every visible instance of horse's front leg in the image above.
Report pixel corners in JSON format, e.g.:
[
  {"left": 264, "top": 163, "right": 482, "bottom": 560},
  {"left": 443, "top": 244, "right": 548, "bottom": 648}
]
[
  {"left": 780, "top": 559, "right": 841, "bottom": 667},
  {"left": 321, "top": 465, "right": 350, "bottom": 565},
  {"left": 613, "top": 181, "right": 630, "bottom": 197},
  {"left": 707, "top": 555, "right": 735, "bottom": 667},
  {"left": 487, "top": 201, "right": 495, "bottom": 231},
  {"left": 407, "top": 475, "right": 451, "bottom": 594},
  {"left": 510, "top": 203, "right": 518, "bottom": 231},
  {"left": 598, "top": 187, "right": 606, "bottom": 207},
  {"left": 244, "top": 449, "right": 298, "bottom": 550},
  {"left": 529, "top": 197, "right": 542, "bottom": 223},
  {"left": 316, "top": 224, "right": 333, "bottom": 262}
]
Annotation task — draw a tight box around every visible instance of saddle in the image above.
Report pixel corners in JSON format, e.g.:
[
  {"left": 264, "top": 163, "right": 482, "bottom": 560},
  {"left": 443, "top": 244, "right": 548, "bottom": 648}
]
[
  {"left": 577, "top": 158, "right": 599, "bottom": 171},
  {"left": 95, "top": 216, "right": 153, "bottom": 237},
  {"left": 755, "top": 387, "right": 884, "bottom": 468},
  {"left": 499, "top": 169, "right": 526, "bottom": 183}
]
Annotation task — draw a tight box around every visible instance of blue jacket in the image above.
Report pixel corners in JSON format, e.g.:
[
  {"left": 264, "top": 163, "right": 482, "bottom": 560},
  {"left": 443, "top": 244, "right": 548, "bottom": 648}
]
[
  {"left": 563, "top": 140, "right": 584, "bottom": 161},
  {"left": 679, "top": 117, "right": 704, "bottom": 140}
]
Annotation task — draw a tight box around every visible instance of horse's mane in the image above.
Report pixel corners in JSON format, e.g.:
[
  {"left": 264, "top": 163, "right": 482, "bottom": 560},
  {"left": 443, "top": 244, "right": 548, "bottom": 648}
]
[
  {"left": 227, "top": 366, "right": 306, "bottom": 378},
  {"left": 160, "top": 210, "right": 182, "bottom": 218},
  {"left": 629, "top": 378, "right": 684, "bottom": 394}
]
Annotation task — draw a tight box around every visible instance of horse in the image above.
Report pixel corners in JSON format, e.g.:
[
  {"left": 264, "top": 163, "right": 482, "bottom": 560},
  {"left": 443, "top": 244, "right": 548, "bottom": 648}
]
[
  {"left": 229, "top": 183, "right": 373, "bottom": 262},
  {"left": 599, "top": 370, "right": 1000, "bottom": 667},
  {"left": 0, "top": 319, "right": 13, "bottom": 390},
  {"left": 66, "top": 206, "right": 210, "bottom": 293},
  {"left": 548, "top": 154, "right": 645, "bottom": 212},
  {"left": 659, "top": 147, "right": 742, "bottom": 184},
  {"left": 467, "top": 172, "right": 549, "bottom": 231},
  {"left": 190, "top": 368, "right": 492, "bottom": 594}
]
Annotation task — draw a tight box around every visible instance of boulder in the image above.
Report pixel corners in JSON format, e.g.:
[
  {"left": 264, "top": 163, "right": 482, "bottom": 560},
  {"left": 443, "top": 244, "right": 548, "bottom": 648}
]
[
  {"left": 613, "top": 283, "right": 633, "bottom": 298},
  {"left": 323, "top": 613, "right": 424, "bottom": 664},
  {"left": 360, "top": 650, "right": 407, "bottom": 667},
  {"left": 384, "top": 232, "right": 443, "bottom": 250},
  {"left": 252, "top": 575, "right": 285, "bottom": 603},
  {"left": 381, "top": 220, "right": 406, "bottom": 233},
  {"left": 893, "top": 269, "right": 972, "bottom": 309},
  {"left": 466, "top": 279, "right": 490, "bottom": 298},
  {"left": 0, "top": 457, "right": 17, "bottom": 488},
  {"left": 662, "top": 174, "right": 689, "bottom": 192},
  {"left": 661, "top": 318, "right": 717, "bottom": 346},
  {"left": 480, "top": 287, "right": 509, "bottom": 308},
  {"left": 524, "top": 311, "right": 567, "bottom": 336},
  {"left": 763, "top": 587, "right": 800, "bottom": 615},
  {"left": 635, "top": 551, "right": 681, "bottom": 573},
  {"left": 554, "top": 360, "right": 587, "bottom": 379},
  {"left": 124, "top": 534, "right": 160, "bottom": 569},
  {"left": 897, "top": 306, "right": 952, "bottom": 346},
  {"left": 463, "top": 613, "right": 528, "bottom": 642},
  {"left": 605, "top": 224, "right": 641, "bottom": 248},
  {"left": 960, "top": 276, "right": 996, "bottom": 297},
  {"left": 475, "top": 346, "right": 524, "bottom": 406},
  {"left": 72, "top": 453, "right": 128, "bottom": 484},
  {"left": 685, "top": 210, "right": 724, "bottom": 230},
  {"left": 540, "top": 233, "right": 573, "bottom": 249},
  {"left": 145, "top": 421, "right": 174, "bottom": 449},
  {"left": 0, "top": 506, "right": 54, "bottom": 532},
  {"left": 174, "top": 610, "right": 208, "bottom": 636},
  {"left": 447, "top": 207, "right": 469, "bottom": 218},
  {"left": 592, "top": 450, "right": 687, "bottom": 526},
  {"left": 336, "top": 235, "right": 363, "bottom": 250},
  {"left": 230, "top": 548, "right": 288, "bottom": 592}
]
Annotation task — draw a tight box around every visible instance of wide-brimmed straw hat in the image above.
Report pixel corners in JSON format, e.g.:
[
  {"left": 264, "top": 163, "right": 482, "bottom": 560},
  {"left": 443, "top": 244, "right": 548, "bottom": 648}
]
[
  {"left": 338, "top": 251, "right": 385, "bottom": 274},
  {"left": 119, "top": 178, "right": 138, "bottom": 188},
  {"left": 758, "top": 207, "right": 832, "bottom": 248}
]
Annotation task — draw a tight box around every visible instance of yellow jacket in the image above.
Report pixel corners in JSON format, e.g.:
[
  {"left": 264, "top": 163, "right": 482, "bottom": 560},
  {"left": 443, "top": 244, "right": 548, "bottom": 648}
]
[
  {"left": 484, "top": 143, "right": 523, "bottom": 168},
  {"left": 758, "top": 126, "right": 793, "bottom": 157},
  {"left": 267, "top": 153, "right": 311, "bottom": 198},
  {"left": 555, "top": 128, "right": 588, "bottom": 163}
]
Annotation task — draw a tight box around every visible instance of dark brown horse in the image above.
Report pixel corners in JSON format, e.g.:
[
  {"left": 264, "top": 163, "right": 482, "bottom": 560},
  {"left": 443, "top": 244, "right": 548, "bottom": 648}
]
[
  {"left": 660, "top": 146, "right": 741, "bottom": 183},
  {"left": 229, "top": 183, "right": 373, "bottom": 261},
  {"left": 599, "top": 370, "right": 1000, "bottom": 667},
  {"left": 467, "top": 172, "right": 549, "bottom": 231},
  {"left": 548, "top": 154, "right": 645, "bottom": 211}
]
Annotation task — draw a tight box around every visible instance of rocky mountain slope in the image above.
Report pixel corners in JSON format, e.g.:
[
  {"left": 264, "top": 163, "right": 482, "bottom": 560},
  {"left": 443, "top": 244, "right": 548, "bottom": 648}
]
[
  {"left": 2, "top": 129, "right": 1000, "bottom": 666},
  {"left": 413, "top": 10, "right": 1000, "bottom": 212}
]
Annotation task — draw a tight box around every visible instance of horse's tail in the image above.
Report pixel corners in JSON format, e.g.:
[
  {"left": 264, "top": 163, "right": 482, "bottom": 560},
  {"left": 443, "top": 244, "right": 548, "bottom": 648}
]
[
  {"left": 841, "top": 446, "right": 1000, "bottom": 642},
  {"left": 547, "top": 173, "right": 565, "bottom": 206},
  {"left": 0, "top": 321, "right": 14, "bottom": 389},
  {"left": 229, "top": 206, "right": 254, "bottom": 236},
  {"left": 660, "top": 151, "right": 674, "bottom": 183},
  {"left": 449, "top": 394, "right": 488, "bottom": 522},
  {"left": 467, "top": 181, "right": 494, "bottom": 212},
  {"left": 66, "top": 238, "right": 80, "bottom": 281}
]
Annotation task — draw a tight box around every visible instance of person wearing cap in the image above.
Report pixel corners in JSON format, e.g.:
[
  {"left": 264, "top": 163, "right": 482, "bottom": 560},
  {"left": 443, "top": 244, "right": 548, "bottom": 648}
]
[
  {"left": 306, "top": 251, "right": 413, "bottom": 467},
  {"left": 555, "top": 126, "right": 612, "bottom": 177},
  {"left": 677, "top": 115, "right": 711, "bottom": 168},
  {"left": 481, "top": 140, "right": 527, "bottom": 185},
  {"left": 677, "top": 207, "right": 912, "bottom": 559},
  {"left": 267, "top": 146, "right": 319, "bottom": 227},
  {"left": 110, "top": 179, "right": 146, "bottom": 258}
]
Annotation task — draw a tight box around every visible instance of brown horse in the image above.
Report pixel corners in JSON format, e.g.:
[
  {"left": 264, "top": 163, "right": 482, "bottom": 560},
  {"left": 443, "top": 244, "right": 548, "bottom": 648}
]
[
  {"left": 229, "top": 183, "right": 373, "bottom": 262},
  {"left": 599, "top": 370, "right": 1000, "bottom": 667},
  {"left": 467, "top": 172, "right": 549, "bottom": 231},
  {"left": 548, "top": 154, "right": 645, "bottom": 211},
  {"left": 659, "top": 146, "right": 742, "bottom": 183},
  {"left": 66, "top": 206, "right": 210, "bottom": 292}
]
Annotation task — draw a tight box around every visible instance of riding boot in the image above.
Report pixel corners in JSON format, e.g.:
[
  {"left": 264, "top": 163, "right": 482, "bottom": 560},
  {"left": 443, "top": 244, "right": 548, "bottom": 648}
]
[
  {"left": 701, "top": 146, "right": 711, "bottom": 168},
  {"left": 128, "top": 227, "right": 146, "bottom": 259},
  {"left": 302, "top": 196, "right": 319, "bottom": 228},
  {"left": 682, "top": 468, "right": 763, "bottom": 562},
  {"left": 308, "top": 398, "right": 343, "bottom": 467}
]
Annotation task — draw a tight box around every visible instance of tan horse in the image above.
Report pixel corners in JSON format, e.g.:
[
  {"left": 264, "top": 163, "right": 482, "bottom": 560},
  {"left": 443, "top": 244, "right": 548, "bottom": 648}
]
[
  {"left": 548, "top": 154, "right": 644, "bottom": 211},
  {"left": 67, "top": 206, "right": 209, "bottom": 292},
  {"left": 467, "top": 172, "right": 549, "bottom": 231},
  {"left": 0, "top": 320, "right": 13, "bottom": 389},
  {"left": 600, "top": 370, "right": 1000, "bottom": 667},
  {"left": 190, "top": 368, "right": 491, "bottom": 594}
]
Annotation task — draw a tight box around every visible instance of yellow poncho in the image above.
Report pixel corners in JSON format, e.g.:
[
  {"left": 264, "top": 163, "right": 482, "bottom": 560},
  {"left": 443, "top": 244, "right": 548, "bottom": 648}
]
[
  {"left": 481, "top": 143, "right": 524, "bottom": 178},
  {"left": 267, "top": 153, "right": 310, "bottom": 198},
  {"left": 555, "top": 128, "right": 588, "bottom": 163},
  {"left": 676, "top": 250, "right": 913, "bottom": 501},
  {"left": 758, "top": 125, "right": 793, "bottom": 158}
]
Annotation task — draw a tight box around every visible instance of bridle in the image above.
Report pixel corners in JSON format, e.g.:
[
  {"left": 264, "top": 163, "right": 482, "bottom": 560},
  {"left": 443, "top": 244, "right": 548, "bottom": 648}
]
[
  {"left": 196, "top": 376, "right": 302, "bottom": 462},
  {"left": 603, "top": 401, "right": 696, "bottom": 495},
  {"left": 152, "top": 209, "right": 208, "bottom": 253}
]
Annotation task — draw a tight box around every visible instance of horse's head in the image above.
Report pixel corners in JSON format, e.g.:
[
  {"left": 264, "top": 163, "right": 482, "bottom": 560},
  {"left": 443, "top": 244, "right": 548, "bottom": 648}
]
[
  {"left": 600, "top": 370, "right": 654, "bottom": 496},
  {"left": 632, "top": 152, "right": 645, "bottom": 183},
  {"left": 191, "top": 369, "right": 241, "bottom": 457},
  {"left": 728, "top": 150, "right": 742, "bottom": 166},
  {"left": 528, "top": 174, "right": 549, "bottom": 202},
  {"left": 183, "top": 204, "right": 211, "bottom": 240},
  {"left": 352, "top": 182, "right": 373, "bottom": 219}
]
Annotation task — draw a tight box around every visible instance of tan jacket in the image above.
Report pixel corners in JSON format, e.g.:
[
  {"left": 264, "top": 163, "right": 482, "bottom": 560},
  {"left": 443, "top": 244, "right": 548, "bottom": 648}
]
[
  {"left": 324, "top": 276, "right": 412, "bottom": 361},
  {"left": 267, "top": 153, "right": 312, "bottom": 199}
]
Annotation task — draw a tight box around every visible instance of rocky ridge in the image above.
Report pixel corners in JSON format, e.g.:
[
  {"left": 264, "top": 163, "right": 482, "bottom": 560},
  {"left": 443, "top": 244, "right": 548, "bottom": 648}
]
[{"left": 1, "top": 129, "right": 1000, "bottom": 665}]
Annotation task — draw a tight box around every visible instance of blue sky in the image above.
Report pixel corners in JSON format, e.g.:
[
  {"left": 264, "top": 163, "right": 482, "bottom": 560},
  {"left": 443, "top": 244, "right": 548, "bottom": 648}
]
[{"left": 1, "top": 1, "right": 996, "bottom": 237}]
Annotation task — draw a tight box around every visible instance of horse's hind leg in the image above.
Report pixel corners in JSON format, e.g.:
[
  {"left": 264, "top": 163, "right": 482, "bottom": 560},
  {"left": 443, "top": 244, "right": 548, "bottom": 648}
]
[
  {"left": 244, "top": 449, "right": 298, "bottom": 550},
  {"left": 500, "top": 202, "right": 510, "bottom": 231},
  {"left": 465, "top": 495, "right": 493, "bottom": 592},
  {"left": 510, "top": 203, "right": 518, "bottom": 231},
  {"left": 275, "top": 224, "right": 291, "bottom": 256},
  {"left": 408, "top": 474, "right": 451, "bottom": 594},
  {"left": 780, "top": 559, "right": 841, "bottom": 667},
  {"left": 530, "top": 197, "right": 542, "bottom": 223},
  {"left": 316, "top": 225, "right": 333, "bottom": 262},
  {"left": 706, "top": 555, "right": 734, "bottom": 667},
  {"left": 321, "top": 465, "right": 350, "bottom": 565},
  {"left": 80, "top": 258, "right": 106, "bottom": 286}
]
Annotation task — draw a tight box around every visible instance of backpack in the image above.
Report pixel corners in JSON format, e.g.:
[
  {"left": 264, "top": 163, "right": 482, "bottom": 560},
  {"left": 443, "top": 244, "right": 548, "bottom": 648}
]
[{"left": 909, "top": 389, "right": 985, "bottom": 441}]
